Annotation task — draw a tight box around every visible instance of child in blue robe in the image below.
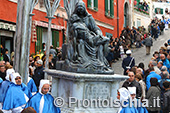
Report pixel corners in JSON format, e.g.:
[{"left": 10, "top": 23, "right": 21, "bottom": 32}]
[
  {"left": 2, "top": 73, "right": 32, "bottom": 113},
  {"left": 25, "top": 79, "right": 61, "bottom": 113},
  {"left": 117, "top": 87, "right": 138, "bottom": 113},
  {"left": 128, "top": 87, "right": 148, "bottom": 113}
]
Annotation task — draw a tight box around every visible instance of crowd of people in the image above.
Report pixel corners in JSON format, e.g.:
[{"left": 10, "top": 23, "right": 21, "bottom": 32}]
[
  {"left": 0, "top": 44, "right": 62, "bottom": 113},
  {"left": 118, "top": 37, "right": 170, "bottom": 113},
  {"left": 106, "top": 17, "right": 168, "bottom": 67},
  {"left": 0, "top": 60, "right": 61, "bottom": 113}
]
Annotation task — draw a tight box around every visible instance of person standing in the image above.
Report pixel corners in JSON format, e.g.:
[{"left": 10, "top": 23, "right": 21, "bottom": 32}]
[
  {"left": 32, "top": 60, "right": 44, "bottom": 88},
  {"left": 146, "top": 78, "right": 161, "bottom": 113},
  {"left": 122, "top": 71, "right": 142, "bottom": 98},
  {"left": 162, "top": 81, "right": 170, "bottom": 113},
  {"left": 25, "top": 80, "right": 61, "bottom": 113},
  {"left": 143, "top": 34, "right": 153, "bottom": 55},
  {"left": 122, "top": 50, "right": 135, "bottom": 75}
]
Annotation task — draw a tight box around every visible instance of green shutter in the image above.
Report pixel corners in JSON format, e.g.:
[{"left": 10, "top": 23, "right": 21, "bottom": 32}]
[
  {"left": 161, "top": 9, "right": 163, "bottom": 14},
  {"left": 94, "top": 0, "right": 98, "bottom": 11},
  {"left": 52, "top": 30, "right": 59, "bottom": 49},
  {"left": 105, "top": 0, "right": 108, "bottom": 15},
  {"left": 155, "top": 8, "right": 157, "bottom": 14},
  {"left": 88, "top": 0, "right": 91, "bottom": 8},
  {"left": 35, "top": 27, "right": 43, "bottom": 54},
  {"left": 110, "top": 0, "right": 114, "bottom": 17}
]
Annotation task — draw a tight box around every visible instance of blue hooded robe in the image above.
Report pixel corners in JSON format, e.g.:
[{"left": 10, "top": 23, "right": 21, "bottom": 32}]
[
  {"left": 27, "top": 78, "right": 37, "bottom": 93},
  {"left": 119, "top": 101, "right": 139, "bottom": 113},
  {"left": 25, "top": 92, "right": 61, "bottom": 113},
  {"left": 2, "top": 83, "right": 32, "bottom": 110},
  {"left": 0, "top": 77, "right": 2, "bottom": 83},
  {"left": 0, "top": 80, "right": 11, "bottom": 103}
]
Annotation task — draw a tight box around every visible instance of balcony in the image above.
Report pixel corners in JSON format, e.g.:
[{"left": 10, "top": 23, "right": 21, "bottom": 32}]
[{"left": 134, "top": 2, "right": 149, "bottom": 15}]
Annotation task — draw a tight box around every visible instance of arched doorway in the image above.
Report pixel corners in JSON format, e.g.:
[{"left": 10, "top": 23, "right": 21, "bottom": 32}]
[{"left": 124, "top": 2, "right": 129, "bottom": 27}]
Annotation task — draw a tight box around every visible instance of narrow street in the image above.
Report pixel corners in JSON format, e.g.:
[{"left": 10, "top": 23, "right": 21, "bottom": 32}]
[{"left": 112, "top": 29, "right": 170, "bottom": 75}]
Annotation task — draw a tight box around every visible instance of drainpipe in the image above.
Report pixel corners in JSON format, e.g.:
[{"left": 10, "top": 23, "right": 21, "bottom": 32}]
[{"left": 117, "top": 0, "right": 119, "bottom": 38}]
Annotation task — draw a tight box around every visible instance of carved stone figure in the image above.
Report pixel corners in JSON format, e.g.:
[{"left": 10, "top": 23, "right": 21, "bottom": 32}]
[{"left": 57, "top": 1, "right": 114, "bottom": 74}]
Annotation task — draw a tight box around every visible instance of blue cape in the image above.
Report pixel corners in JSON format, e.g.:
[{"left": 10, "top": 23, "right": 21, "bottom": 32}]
[
  {"left": 2, "top": 83, "right": 32, "bottom": 110},
  {"left": 27, "top": 78, "right": 37, "bottom": 93},
  {"left": 120, "top": 101, "right": 138, "bottom": 113},
  {"left": 0, "top": 77, "right": 2, "bottom": 83},
  {"left": 0, "top": 80, "right": 11, "bottom": 103},
  {"left": 25, "top": 93, "right": 61, "bottom": 113},
  {"left": 136, "top": 99, "right": 148, "bottom": 113}
]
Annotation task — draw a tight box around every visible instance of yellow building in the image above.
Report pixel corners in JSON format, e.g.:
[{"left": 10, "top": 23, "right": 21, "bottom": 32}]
[{"left": 132, "top": 0, "right": 153, "bottom": 31}]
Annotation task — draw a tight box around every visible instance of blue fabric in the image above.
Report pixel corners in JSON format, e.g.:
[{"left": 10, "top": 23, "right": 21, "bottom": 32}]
[
  {"left": 146, "top": 71, "right": 161, "bottom": 90},
  {"left": 2, "top": 83, "right": 29, "bottom": 110},
  {"left": 159, "top": 59, "right": 170, "bottom": 73},
  {"left": 20, "top": 83, "right": 32, "bottom": 98},
  {"left": 120, "top": 101, "right": 138, "bottom": 113},
  {"left": 27, "top": 78, "right": 37, "bottom": 93},
  {"left": 0, "top": 80, "right": 11, "bottom": 103},
  {"left": 137, "top": 106, "right": 148, "bottom": 113},
  {"left": 26, "top": 93, "right": 61, "bottom": 113},
  {"left": 0, "top": 77, "right": 3, "bottom": 83},
  {"left": 136, "top": 99, "right": 148, "bottom": 113}
]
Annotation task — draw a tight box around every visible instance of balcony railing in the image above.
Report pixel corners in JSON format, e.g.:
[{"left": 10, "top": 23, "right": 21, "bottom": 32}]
[{"left": 134, "top": 2, "right": 150, "bottom": 15}]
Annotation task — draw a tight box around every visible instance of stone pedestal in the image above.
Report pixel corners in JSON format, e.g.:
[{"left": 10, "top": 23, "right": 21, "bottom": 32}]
[{"left": 45, "top": 70, "right": 129, "bottom": 113}]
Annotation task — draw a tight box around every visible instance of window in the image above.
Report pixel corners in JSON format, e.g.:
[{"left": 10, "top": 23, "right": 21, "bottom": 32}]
[
  {"left": 35, "top": 26, "right": 59, "bottom": 54},
  {"left": 155, "top": 8, "right": 163, "bottom": 14},
  {"left": 87, "top": 0, "right": 98, "bottom": 11},
  {"left": 137, "top": 19, "right": 141, "bottom": 28},
  {"left": 105, "top": 0, "right": 114, "bottom": 18},
  {"left": 52, "top": 30, "right": 59, "bottom": 49}
]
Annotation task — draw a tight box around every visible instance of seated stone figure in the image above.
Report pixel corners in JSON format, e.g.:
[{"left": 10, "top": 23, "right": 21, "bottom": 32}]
[{"left": 61, "top": 1, "right": 114, "bottom": 74}]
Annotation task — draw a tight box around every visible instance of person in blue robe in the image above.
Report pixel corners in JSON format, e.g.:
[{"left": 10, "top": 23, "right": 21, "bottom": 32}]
[
  {"left": 0, "top": 69, "right": 15, "bottom": 111},
  {"left": 2, "top": 73, "right": 32, "bottom": 113},
  {"left": 117, "top": 87, "right": 138, "bottom": 113},
  {"left": 128, "top": 87, "right": 148, "bottom": 113},
  {"left": 27, "top": 76, "right": 37, "bottom": 95},
  {"left": 25, "top": 79, "right": 61, "bottom": 113},
  {"left": 0, "top": 77, "right": 2, "bottom": 83}
]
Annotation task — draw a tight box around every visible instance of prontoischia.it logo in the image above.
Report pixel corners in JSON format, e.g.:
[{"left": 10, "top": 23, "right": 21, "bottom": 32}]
[{"left": 54, "top": 97, "right": 160, "bottom": 108}]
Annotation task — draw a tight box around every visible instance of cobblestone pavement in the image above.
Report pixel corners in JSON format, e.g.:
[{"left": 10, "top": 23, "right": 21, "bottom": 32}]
[{"left": 112, "top": 29, "right": 170, "bottom": 75}]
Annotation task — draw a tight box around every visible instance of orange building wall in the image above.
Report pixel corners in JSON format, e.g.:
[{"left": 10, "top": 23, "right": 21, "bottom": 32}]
[{"left": 0, "top": 0, "right": 131, "bottom": 53}]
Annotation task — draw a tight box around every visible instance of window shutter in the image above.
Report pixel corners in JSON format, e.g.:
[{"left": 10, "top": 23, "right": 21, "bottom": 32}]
[
  {"left": 105, "top": 0, "right": 108, "bottom": 15},
  {"left": 88, "top": 0, "right": 91, "bottom": 8},
  {"left": 36, "top": 27, "right": 43, "bottom": 54},
  {"left": 52, "top": 30, "right": 59, "bottom": 49},
  {"left": 161, "top": 9, "right": 163, "bottom": 14},
  {"left": 94, "top": 0, "right": 98, "bottom": 11},
  {"left": 110, "top": 0, "right": 114, "bottom": 17}
]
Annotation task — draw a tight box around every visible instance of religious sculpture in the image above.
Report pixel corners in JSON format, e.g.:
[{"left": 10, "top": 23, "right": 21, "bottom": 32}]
[{"left": 57, "top": 1, "right": 114, "bottom": 74}]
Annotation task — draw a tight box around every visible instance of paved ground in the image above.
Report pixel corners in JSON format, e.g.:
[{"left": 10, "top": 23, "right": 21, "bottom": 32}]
[{"left": 112, "top": 29, "right": 170, "bottom": 75}]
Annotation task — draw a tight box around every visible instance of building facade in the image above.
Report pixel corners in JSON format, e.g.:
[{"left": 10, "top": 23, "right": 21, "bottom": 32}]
[
  {"left": 132, "top": 0, "right": 153, "bottom": 31},
  {"left": 0, "top": 0, "right": 131, "bottom": 56}
]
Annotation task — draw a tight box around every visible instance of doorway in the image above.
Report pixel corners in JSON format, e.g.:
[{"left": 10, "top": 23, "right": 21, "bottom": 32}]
[{"left": 124, "top": 2, "right": 129, "bottom": 27}]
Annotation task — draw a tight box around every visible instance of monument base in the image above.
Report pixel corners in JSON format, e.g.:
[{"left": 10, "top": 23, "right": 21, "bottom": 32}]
[
  {"left": 56, "top": 60, "right": 114, "bottom": 74},
  {"left": 45, "top": 70, "right": 128, "bottom": 113}
]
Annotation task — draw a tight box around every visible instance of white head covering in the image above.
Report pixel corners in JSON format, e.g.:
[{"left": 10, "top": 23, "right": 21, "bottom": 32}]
[
  {"left": 11, "top": 72, "right": 21, "bottom": 84},
  {"left": 5, "top": 69, "right": 15, "bottom": 81},
  {"left": 126, "top": 50, "right": 132, "bottom": 54},
  {"left": 118, "top": 88, "right": 130, "bottom": 113},
  {"left": 128, "top": 87, "right": 136, "bottom": 94},
  {"left": 118, "top": 87, "right": 130, "bottom": 101},
  {"left": 39, "top": 79, "right": 50, "bottom": 94}
]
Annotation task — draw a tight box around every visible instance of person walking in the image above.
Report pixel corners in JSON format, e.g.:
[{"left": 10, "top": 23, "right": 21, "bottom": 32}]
[{"left": 143, "top": 34, "right": 153, "bottom": 55}]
